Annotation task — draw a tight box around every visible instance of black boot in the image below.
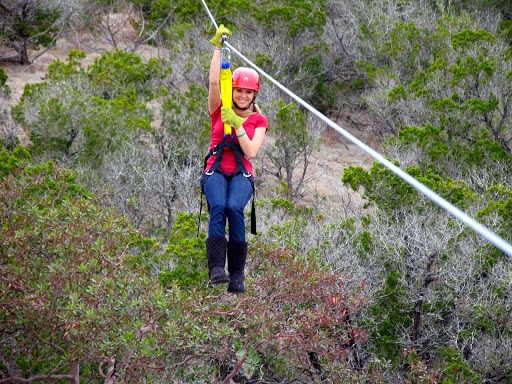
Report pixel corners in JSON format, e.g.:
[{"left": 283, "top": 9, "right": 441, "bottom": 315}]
[
  {"left": 227, "top": 240, "right": 247, "bottom": 293},
  {"left": 206, "top": 236, "right": 230, "bottom": 285}
]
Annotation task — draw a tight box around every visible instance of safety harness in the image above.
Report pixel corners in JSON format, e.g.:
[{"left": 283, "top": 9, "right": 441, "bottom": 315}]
[{"left": 199, "top": 136, "right": 257, "bottom": 235}]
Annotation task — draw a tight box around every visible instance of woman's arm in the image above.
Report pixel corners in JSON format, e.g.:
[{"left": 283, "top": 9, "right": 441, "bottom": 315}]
[
  {"left": 208, "top": 48, "right": 222, "bottom": 115},
  {"left": 220, "top": 107, "right": 268, "bottom": 159},
  {"left": 234, "top": 126, "right": 266, "bottom": 159}
]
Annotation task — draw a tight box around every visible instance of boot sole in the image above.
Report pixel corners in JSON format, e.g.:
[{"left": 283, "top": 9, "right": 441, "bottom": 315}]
[
  {"left": 209, "top": 275, "right": 230, "bottom": 285},
  {"left": 227, "top": 283, "right": 245, "bottom": 293}
]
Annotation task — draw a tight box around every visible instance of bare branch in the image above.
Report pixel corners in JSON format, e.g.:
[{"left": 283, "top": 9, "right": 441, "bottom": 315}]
[{"left": 221, "top": 354, "right": 247, "bottom": 384}]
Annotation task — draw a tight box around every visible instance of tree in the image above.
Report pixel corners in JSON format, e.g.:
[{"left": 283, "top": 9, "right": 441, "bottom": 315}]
[
  {"left": 0, "top": 148, "right": 165, "bottom": 382},
  {"left": 10, "top": 49, "right": 183, "bottom": 230},
  {"left": 352, "top": 3, "right": 512, "bottom": 181},
  {"left": 340, "top": 161, "right": 512, "bottom": 382},
  {"left": 0, "top": 0, "right": 67, "bottom": 64},
  {"left": 262, "top": 99, "right": 322, "bottom": 202},
  {"left": 12, "top": 49, "right": 158, "bottom": 166},
  {"left": 95, "top": 84, "right": 210, "bottom": 233},
  {"left": 0, "top": 67, "right": 17, "bottom": 151}
]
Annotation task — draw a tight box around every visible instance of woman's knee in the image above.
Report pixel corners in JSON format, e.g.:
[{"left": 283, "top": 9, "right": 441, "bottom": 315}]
[
  {"left": 225, "top": 202, "right": 244, "bottom": 218},
  {"left": 209, "top": 201, "right": 227, "bottom": 214}
]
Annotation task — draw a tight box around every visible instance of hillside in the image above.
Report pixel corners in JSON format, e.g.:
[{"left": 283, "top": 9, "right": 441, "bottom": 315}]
[{"left": 3, "top": 1, "right": 511, "bottom": 382}]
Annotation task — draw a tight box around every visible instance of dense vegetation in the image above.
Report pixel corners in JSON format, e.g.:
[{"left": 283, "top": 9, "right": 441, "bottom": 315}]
[{"left": 1, "top": 0, "right": 511, "bottom": 382}]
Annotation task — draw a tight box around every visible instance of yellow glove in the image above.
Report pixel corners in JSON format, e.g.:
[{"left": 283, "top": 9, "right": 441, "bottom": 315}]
[
  {"left": 221, "top": 107, "right": 242, "bottom": 129},
  {"left": 210, "top": 24, "right": 232, "bottom": 48}
]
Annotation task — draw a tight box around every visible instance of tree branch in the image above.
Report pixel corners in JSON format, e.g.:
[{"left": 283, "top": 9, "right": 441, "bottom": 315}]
[
  {"left": 0, "top": 375, "right": 74, "bottom": 383},
  {"left": 221, "top": 354, "right": 246, "bottom": 384},
  {"left": 0, "top": 2, "right": 13, "bottom": 15}
]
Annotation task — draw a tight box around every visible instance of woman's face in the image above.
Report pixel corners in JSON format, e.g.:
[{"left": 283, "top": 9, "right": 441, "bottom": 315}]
[{"left": 233, "top": 88, "right": 255, "bottom": 109}]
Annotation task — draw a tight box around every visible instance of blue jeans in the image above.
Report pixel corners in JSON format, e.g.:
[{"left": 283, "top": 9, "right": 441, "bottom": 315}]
[{"left": 201, "top": 171, "right": 253, "bottom": 242}]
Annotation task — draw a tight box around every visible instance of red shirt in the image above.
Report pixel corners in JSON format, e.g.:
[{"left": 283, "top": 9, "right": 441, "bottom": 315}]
[{"left": 206, "top": 106, "right": 268, "bottom": 176}]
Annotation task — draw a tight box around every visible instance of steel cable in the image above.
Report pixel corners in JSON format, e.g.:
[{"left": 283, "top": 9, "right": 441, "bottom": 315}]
[{"left": 200, "top": 0, "right": 512, "bottom": 257}]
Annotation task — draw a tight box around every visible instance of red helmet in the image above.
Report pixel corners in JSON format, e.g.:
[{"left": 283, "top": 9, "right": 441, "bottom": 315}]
[{"left": 232, "top": 67, "right": 260, "bottom": 91}]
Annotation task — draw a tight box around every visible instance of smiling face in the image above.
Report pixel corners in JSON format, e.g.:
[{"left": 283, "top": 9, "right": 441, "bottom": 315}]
[{"left": 232, "top": 88, "right": 256, "bottom": 110}]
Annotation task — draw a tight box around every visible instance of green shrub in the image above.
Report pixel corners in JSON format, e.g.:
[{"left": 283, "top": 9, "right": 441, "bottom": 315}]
[
  {"left": 0, "top": 67, "right": 7, "bottom": 86},
  {"left": 159, "top": 212, "right": 208, "bottom": 289}
]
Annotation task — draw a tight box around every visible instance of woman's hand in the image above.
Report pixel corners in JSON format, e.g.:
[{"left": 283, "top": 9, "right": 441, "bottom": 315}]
[
  {"left": 210, "top": 24, "right": 231, "bottom": 48},
  {"left": 221, "top": 107, "right": 242, "bottom": 129}
]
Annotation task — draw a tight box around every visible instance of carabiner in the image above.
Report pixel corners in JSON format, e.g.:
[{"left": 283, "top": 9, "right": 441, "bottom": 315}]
[{"left": 221, "top": 46, "right": 231, "bottom": 68}]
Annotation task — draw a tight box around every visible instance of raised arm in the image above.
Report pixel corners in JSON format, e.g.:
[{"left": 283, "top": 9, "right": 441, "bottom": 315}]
[{"left": 208, "top": 48, "right": 222, "bottom": 115}]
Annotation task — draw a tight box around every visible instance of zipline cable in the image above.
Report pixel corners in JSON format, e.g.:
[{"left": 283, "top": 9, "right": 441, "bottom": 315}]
[{"left": 200, "top": 0, "right": 512, "bottom": 258}]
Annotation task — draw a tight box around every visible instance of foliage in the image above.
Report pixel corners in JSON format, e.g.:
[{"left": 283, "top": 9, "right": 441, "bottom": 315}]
[
  {"left": 88, "top": 49, "right": 166, "bottom": 98},
  {"left": 3, "top": 0, "right": 512, "bottom": 382},
  {"left": 252, "top": 0, "right": 326, "bottom": 38},
  {"left": 11, "top": 47, "right": 207, "bottom": 233},
  {"left": 0, "top": 150, "right": 164, "bottom": 382},
  {"left": 247, "top": 244, "right": 368, "bottom": 380},
  {"left": 477, "top": 186, "right": 512, "bottom": 255},
  {"left": 12, "top": 50, "right": 155, "bottom": 168},
  {"left": 436, "top": 347, "right": 481, "bottom": 384},
  {"left": 0, "top": 145, "right": 31, "bottom": 176},
  {"left": 201, "top": 0, "right": 337, "bottom": 111},
  {"left": 366, "top": 270, "right": 412, "bottom": 364},
  {"left": 159, "top": 212, "right": 208, "bottom": 288},
  {"left": 0, "top": 0, "right": 63, "bottom": 64},
  {"left": 255, "top": 196, "right": 325, "bottom": 257},
  {"left": 0, "top": 66, "right": 7, "bottom": 86},
  {"left": 0, "top": 100, "right": 14, "bottom": 153},
  {"left": 357, "top": 12, "right": 512, "bottom": 185},
  {"left": 342, "top": 161, "right": 477, "bottom": 213},
  {"left": 138, "top": 82, "right": 210, "bottom": 230},
  {"left": 47, "top": 48, "right": 86, "bottom": 79},
  {"left": 449, "top": 0, "right": 512, "bottom": 20},
  {"left": 263, "top": 99, "right": 321, "bottom": 202},
  {"left": 340, "top": 9, "right": 512, "bottom": 366},
  {"left": 0, "top": 150, "right": 368, "bottom": 382},
  {"left": 156, "top": 240, "right": 370, "bottom": 382},
  {"left": 340, "top": 161, "right": 511, "bottom": 382},
  {"left": 158, "top": 82, "right": 210, "bottom": 175},
  {"left": 197, "top": 0, "right": 326, "bottom": 38},
  {"left": 0, "top": 66, "right": 12, "bottom": 145},
  {"left": 130, "top": 0, "right": 202, "bottom": 22}
]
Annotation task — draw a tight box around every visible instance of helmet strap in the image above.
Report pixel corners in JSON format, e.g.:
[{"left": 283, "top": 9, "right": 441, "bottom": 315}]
[
  {"left": 232, "top": 94, "right": 257, "bottom": 112},
  {"left": 233, "top": 101, "right": 250, "bottom": 111}
]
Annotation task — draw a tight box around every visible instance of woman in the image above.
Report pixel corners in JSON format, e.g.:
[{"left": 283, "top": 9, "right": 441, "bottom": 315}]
[{"left": 201, "top": 25, "right": 268, "bottom": 293}]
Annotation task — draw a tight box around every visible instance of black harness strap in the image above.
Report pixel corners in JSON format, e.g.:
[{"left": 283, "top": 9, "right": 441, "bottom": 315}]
[{"left": 198, "top": 136, "right": 257, "bottom": 235}]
